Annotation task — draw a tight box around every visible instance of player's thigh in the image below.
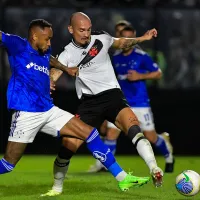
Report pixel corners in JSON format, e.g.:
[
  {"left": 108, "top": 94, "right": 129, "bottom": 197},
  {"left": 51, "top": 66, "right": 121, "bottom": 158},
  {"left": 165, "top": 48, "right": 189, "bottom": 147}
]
[
  {"left": 4, "top": 141, "right": 27, "bottom": 165},
  {"left": 132, "top": 107, "right": 155, "bottom": 131},
  {"left": 60, "top": 117, "right": 94, "bottom": 140},
  {"left": 8, "top": 111, "right": 43, "bottom": 143},
  {"left": 7, "top": 110, "right": 45, "bottom": 164},
  {"left": 40, "top": 106, "right": 94, "bottom": 140},
  {"left": 105, "top": 89, "right": 129, "bottom": 125},
  {"left": 76, "top": 101, "right": 105, "bottom": 131}
]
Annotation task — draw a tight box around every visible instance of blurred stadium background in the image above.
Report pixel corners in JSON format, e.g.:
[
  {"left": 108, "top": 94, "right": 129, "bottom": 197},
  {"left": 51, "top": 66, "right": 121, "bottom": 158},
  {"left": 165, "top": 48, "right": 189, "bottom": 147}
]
[
  {"left": 1, "top": 0, "right": 200, "bottom": 156},
  {"left": 1, "top": 1, "right": 200, "bottom": 199}
]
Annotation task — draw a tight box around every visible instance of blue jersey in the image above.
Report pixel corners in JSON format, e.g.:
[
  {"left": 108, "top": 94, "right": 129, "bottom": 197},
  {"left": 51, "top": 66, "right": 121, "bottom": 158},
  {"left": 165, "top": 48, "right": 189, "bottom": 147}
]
[
  {"left": 1, "top": 32, "right": 53, "bottom": 112},
  {"left": 113, "top": 48, "right": 159, "bottom": 107}
]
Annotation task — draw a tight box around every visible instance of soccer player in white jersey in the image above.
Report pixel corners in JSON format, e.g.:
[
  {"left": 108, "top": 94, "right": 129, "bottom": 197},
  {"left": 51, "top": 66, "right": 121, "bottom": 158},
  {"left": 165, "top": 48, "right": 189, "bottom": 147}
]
[
  {"left": 88, "top": 25, "right": 174, "bottom": 174},
  {"left": 42, "top": 12, "right": 163, "bottom": 196},
  {"left": 0, "top": 19, "right": 151, "bottom": 195}
]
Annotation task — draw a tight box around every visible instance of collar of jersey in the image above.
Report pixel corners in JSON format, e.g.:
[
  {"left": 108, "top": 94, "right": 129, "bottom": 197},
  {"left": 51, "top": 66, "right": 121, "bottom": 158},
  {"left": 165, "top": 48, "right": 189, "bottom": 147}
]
[
  {"left": 71, "top": 39, "right": 90, "bottom": 49},
  {"left": 26, "top": 40, "right": 40, "bottom": 55}
]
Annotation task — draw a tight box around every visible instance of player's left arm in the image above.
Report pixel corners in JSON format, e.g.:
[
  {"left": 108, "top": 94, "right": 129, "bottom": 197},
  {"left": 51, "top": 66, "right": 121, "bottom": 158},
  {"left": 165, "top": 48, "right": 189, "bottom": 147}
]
[
  {"left": 127, "top": 54, "right": 162, "bottom": 81},
  {"left": 127, "top": 69, "right": 162, "bottom": 81},
  {"left": 112, "top": 28, "right": 157, "bottom": 49}
]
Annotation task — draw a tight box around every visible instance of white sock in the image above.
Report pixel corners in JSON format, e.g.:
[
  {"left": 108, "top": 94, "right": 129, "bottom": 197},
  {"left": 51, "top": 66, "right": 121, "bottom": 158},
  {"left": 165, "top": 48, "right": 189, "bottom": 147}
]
[
  {"left": 165, "top": 153, "right": 173, "bottom": 163},
  {"left": 133, "top": 133, "right": 157, "bottom": 172},
  {"left": 95, "top": 159, "right": 104, "bottom": 168},
  {"left": 52, "top": 156, "right": 70, "bottom": 193},
  {"left": 115, "top": 171, "right": 128, "bottom": 181}
]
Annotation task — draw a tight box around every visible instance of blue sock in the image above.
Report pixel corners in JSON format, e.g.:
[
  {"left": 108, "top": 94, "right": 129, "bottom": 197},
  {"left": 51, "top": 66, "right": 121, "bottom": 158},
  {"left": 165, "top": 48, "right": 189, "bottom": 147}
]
[
  {"left": 154, "top": 135, "right": 170, "bottom": 158},
  {"left": 86, "top": 128, "right": 123, "bottom": 178},
  {"left": 104, "top": 139, "right": 117, "bottom": 155},
  {"left": 0, "top": 158, "right": 15, "bottom": 174}
]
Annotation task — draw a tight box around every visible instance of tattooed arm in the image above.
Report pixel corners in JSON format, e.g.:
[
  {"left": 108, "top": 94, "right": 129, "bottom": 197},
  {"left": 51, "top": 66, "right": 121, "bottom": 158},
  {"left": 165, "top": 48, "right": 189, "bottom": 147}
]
[
  {"left": 112, "top": 28, "right": 157, "bottom": 49},
  {"left": 50, "top": 68, "right": 63, "bottom": 82},
  {"left": 50, "top": 55, "right": 69, "bottom": 73}
]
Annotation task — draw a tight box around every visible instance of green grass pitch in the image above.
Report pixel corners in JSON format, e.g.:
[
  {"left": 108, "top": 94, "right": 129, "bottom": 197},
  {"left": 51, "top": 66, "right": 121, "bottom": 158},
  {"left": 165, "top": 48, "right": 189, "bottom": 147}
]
[{"left": 0, "top": 155, "right": 200, "bottom": 200}]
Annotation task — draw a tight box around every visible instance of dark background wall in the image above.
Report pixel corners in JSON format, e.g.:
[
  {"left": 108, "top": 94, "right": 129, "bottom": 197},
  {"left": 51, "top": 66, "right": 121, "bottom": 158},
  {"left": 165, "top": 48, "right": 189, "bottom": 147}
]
[
  {"left": 1, "top": 0, "right": 200, "bottom": 155},
  {"left": 0, "top": 88, "right": 199, "bottom": 155}
]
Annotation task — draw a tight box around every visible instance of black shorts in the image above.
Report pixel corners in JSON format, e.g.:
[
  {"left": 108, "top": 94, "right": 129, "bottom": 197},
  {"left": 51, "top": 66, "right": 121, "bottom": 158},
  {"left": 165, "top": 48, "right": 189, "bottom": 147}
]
[{"left": 76, "top": 88, "right": 129, "bottom": 130}]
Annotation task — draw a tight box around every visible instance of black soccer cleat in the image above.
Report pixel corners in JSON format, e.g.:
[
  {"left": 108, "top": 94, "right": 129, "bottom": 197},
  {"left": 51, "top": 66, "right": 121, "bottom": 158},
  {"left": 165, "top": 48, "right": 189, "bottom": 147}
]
[{"left": 165, "top": 158, "right": 175, "bottom": 173}]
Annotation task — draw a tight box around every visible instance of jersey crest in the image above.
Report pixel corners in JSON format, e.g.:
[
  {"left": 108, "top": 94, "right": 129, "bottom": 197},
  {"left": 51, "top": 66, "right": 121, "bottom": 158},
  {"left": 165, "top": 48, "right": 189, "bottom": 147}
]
[{"left": 77, "top": 39, "right": 103, "bottom": 68}]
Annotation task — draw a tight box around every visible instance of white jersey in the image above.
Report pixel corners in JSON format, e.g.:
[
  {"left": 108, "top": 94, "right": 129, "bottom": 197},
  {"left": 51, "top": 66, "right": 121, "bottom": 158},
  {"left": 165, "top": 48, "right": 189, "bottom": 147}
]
[{"left": 58, "top": 31, "right": 120, "bottom": 99}]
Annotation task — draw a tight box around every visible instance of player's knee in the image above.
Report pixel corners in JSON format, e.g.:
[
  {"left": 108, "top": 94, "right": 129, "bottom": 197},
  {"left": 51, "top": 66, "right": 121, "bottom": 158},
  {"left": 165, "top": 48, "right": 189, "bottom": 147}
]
[
  {"left": 58, "top": 146, "right": 75, "bottom": 160},
  {"left": 62, "top": 137, "right": 83, "bottom": 153},
  {"left": 0, "top": 158, "right": 15, "bottom": 174},
  {"left": 127, "top": 125, "right": 146, "bottom": 146}
]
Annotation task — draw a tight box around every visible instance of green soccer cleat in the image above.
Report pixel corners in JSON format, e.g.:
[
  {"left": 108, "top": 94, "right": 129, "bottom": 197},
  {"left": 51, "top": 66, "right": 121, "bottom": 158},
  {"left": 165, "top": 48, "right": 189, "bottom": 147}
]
[
  {"left": 118, "top": 173, "right": 150, "bottom": 191},
  {"left": 40, "top": 189, "right": 62, "bottom": 197}
]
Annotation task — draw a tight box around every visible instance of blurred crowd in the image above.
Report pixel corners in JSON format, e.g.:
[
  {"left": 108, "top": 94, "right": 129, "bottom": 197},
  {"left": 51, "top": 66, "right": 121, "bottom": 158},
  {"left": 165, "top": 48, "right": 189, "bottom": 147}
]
[
  {"left": 2, "top": 0, "right": 200, "bottom": 8},
  {"left": 1, "top": 3, "right": 200, "bottom": 89}
]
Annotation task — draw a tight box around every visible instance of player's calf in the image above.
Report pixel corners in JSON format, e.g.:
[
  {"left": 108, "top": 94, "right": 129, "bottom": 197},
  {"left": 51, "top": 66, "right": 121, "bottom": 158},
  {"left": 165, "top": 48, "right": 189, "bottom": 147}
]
[
  {"left": 0, "top": 141, "right": 27, "bottom": 174},
  {"left": 127, "top": 125, "right": 164, "bottom": 186},
  {"left": 0, "top": 158, "right": 15, "bottom": 174}
]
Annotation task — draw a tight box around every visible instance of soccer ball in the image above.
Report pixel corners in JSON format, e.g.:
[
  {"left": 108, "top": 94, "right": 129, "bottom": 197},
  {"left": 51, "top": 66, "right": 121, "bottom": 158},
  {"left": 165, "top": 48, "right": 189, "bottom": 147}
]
[{"left": 175, "top": 170, "right": 200, "bottom": 196}]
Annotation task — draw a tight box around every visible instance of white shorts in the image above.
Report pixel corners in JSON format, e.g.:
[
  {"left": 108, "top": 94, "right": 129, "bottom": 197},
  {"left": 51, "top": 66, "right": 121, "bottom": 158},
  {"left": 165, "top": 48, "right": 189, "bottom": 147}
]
[
  {"left": 8, "top": 106, "right": 74, "bottom": 143},
  {"left": 107, "top": 107, "right": 155, "bottom": 131}
]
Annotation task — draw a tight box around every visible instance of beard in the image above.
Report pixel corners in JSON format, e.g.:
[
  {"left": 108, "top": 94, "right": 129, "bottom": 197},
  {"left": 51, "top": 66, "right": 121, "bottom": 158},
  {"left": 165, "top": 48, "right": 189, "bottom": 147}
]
[{"left": 38, "top": 46, "right": 48, "bottom": 55}]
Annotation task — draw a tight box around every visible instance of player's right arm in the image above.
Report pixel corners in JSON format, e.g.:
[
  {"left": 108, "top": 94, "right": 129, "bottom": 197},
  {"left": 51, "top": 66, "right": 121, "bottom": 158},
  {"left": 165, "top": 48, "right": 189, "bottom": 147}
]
[
  {"left": 112, "top": 28, "right": 157, "bottom": 49},
  {"left": 0, "top": 31, "right": 25, "bottom": 54}
]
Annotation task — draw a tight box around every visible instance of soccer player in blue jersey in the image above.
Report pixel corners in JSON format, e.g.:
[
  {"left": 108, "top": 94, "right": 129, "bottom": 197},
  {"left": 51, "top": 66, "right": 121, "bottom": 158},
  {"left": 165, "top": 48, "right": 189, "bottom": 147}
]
[
  {"left": 89, "top": 25, "right": 174, "bottom": 173},
  {"left": 0, "top": 19, "right": 151, "bottom": 193}
]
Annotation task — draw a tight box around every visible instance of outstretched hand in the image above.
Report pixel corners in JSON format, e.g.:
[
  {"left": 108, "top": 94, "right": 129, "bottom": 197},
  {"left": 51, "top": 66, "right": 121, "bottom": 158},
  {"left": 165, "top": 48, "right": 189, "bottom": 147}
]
[
  {"left": 67, "top": 67, "right": 79, "bottom": 76},
  {"left": 142, "top": 28, "right": 157, "bottom": 40},
  {"left": 127, "top": 70, "right": 142, "bottom": 81}
]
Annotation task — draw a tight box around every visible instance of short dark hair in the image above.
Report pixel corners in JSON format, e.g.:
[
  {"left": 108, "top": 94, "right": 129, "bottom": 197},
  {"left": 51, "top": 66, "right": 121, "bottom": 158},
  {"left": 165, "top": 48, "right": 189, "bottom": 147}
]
[
  {"left": 120, "top": 25, "right": 136, "bottom": 36},
  {"left": 69, "top": 14, "right": 73, "bottom": 26},
  {"left": 115, "top": 20, "right": 131, "bottom": 30},
  {"left": 28, "top": 19, "right": 52, "bottom": 35}
]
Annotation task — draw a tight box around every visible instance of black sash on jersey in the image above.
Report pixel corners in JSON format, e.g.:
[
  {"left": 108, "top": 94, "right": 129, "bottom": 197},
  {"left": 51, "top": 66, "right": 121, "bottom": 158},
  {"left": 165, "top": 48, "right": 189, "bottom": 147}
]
[{"left": 77, "top": 39, "right": 103, "bottom": 68}]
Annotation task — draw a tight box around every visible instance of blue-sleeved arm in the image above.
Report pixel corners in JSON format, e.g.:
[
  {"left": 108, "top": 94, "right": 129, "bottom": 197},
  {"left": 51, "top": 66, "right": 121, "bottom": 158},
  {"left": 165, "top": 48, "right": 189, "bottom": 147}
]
[
  {"left": 1, "top": 32, "right": 26, "bottom": 55},
  {"left": 142, "top": 54, "right": 159, "bottom": 72}
]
